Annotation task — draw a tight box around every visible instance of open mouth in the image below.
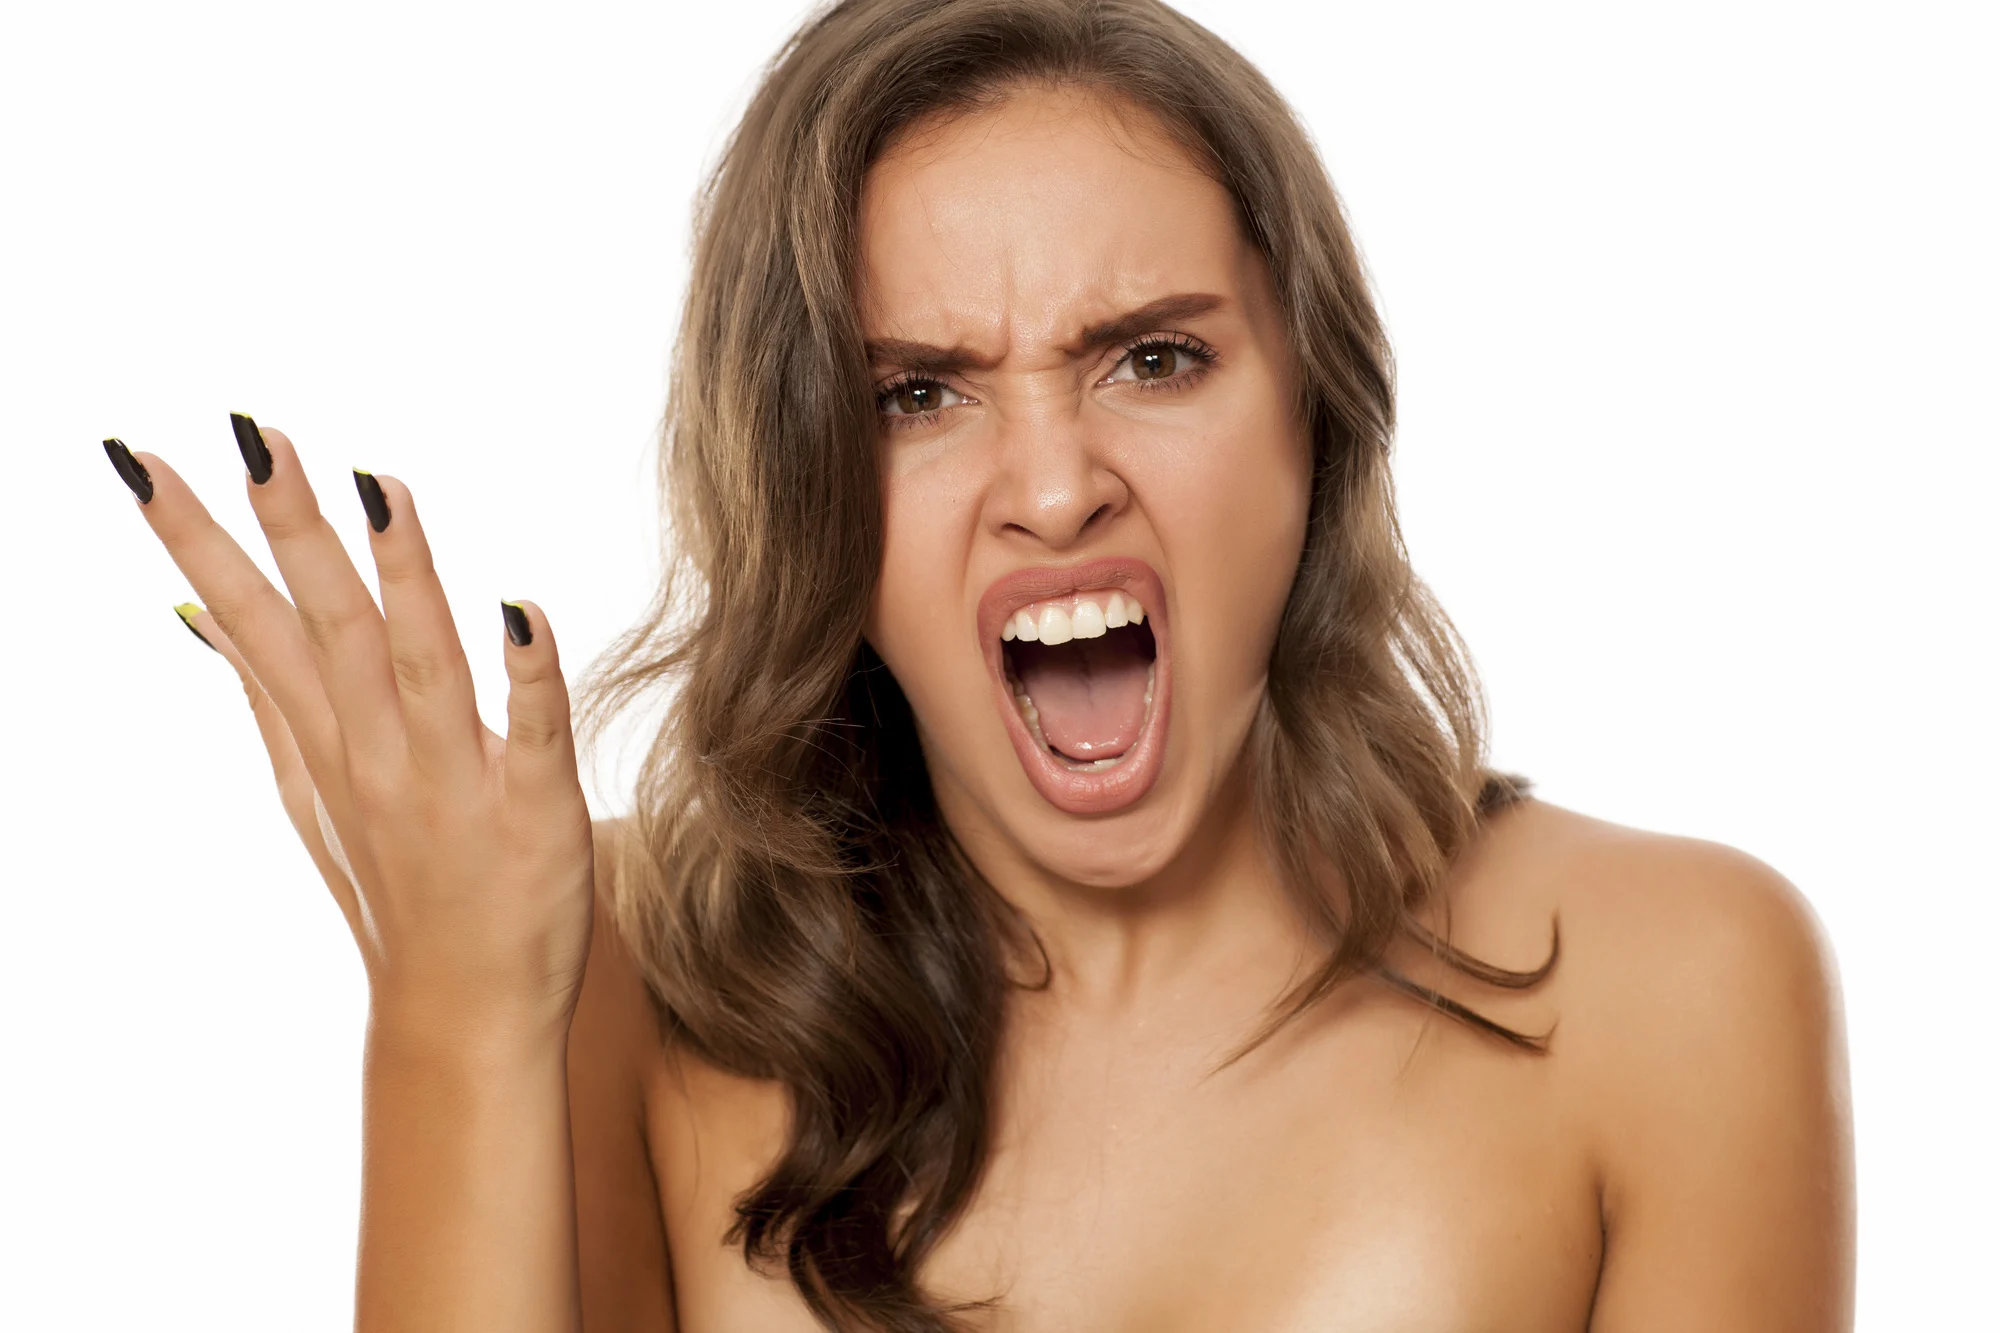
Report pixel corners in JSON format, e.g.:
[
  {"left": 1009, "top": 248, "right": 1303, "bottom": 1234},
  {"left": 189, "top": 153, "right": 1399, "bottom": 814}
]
[
  {"left": 981, "top": 558, "right": 1171, "bottom": 816},
  {"left": 1002, "top": 592, "right": 1156, "bottom": 769}
]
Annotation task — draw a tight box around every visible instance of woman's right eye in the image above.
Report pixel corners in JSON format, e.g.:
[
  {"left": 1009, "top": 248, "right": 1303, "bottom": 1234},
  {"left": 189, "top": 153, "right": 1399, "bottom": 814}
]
[{"left": 877, "top": 376, "right": 966, "bottom": 423}]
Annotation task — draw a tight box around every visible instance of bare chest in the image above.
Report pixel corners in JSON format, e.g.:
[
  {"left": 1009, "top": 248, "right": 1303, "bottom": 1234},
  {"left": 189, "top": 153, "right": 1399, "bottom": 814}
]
[{"left": 651, "top": 996, "right": 1603, "bottom": 1332}]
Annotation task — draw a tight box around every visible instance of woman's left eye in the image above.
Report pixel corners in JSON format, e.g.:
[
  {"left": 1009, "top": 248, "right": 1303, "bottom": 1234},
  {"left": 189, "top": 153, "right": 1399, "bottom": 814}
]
[{"left": 1104, "top": 335, "right": 1216, "bottom": 387}]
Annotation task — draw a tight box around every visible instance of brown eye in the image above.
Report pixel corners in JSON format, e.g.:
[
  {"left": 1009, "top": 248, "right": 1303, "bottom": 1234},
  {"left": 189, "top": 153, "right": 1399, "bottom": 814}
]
[
  {"left": 893, "top": 381, "right": 940, "bottom": 413},
  {"left": 1107, "top": 336, "right": 1213, "bottom": 388},
  {"left": 1131, "top": 346, "right": 1178, "bottom": 380},
  {"left": 877, "top": 375, "right": 968, "bottom": 422}
]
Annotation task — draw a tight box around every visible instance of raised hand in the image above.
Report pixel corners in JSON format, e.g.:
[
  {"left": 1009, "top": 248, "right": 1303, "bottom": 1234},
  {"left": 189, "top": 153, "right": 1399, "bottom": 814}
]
[{"left": 102, "top": 417, "right": 595, "bottom": 1045}]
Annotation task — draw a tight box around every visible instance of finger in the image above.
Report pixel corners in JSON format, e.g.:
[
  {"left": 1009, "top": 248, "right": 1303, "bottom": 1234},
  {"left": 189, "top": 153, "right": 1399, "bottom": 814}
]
[
  {"left": 175, "top": 602, "right": 364, "bottom": 934},
  {"left": 351, "top": 472, "right": 484, "bottom": 780},
  {"left": 177, "top": 601, "right": 314, "bottom": 814},
  {"left": 498, "top": 600, "right": 581, "bottom": 800},
  {"left": 108, "top": 440, "right": 349, "bottom": 805},
  {"left": 232, "top": 418, "right": 406, "bottom": 768}
]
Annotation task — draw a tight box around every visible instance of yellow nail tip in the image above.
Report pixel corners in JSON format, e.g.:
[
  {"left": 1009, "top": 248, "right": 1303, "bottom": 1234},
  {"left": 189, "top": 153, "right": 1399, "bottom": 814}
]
[
  {"left": 352, "top": 467, "right": 373, "bottom": 476},
  {"left": 172, "top": 601, "right": 220, "bottom": 654}
]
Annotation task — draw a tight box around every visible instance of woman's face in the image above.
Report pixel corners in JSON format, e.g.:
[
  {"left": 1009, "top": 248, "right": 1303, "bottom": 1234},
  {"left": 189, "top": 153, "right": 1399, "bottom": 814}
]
[{"left": 858, "top": 84, "right": 1311, "bottom": 891}]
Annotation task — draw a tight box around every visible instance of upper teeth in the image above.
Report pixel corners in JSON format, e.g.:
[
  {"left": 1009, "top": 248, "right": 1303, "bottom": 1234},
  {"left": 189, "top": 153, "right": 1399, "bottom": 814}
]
[{"left": 1002, "top": 590, "right": 1144, "bottom": 643}]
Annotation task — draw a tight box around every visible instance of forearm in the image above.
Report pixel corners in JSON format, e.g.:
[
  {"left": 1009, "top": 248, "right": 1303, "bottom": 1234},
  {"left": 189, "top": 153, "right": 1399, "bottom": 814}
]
[
  {"left": 355, "top": 1013, "right": 583, "bottom": 1333},
  {"left": 107, "top": 424, "right": 600, "bottom": 1327}
]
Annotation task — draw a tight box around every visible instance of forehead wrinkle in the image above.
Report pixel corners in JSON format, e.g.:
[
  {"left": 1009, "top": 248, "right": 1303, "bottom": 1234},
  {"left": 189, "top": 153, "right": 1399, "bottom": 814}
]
[
  {"left": 859, "top": 89, "right": 1246, "bottom": 373},
  {"left": 861, "top": 174, "right": 1020, "bottom": 369},
  {"left": 865, "top": 218, "right": 1242, "bottom": 372}
]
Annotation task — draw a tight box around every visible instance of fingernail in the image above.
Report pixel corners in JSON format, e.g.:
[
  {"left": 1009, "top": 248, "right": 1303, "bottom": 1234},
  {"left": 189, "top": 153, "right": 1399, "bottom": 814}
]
[
  {"left": 352, "top": 469, "right": 391, "bottom": 533},
  {"left": 173, "top": 602, "right": 219, "bottom": 653},
  {"left": 230, "top": 412, "right": 272, "bottom": 484},
  {"left": 501, "top": 601, "right": 533, "bottom": 647},
  {"left": 103, "top": 438, "right": 154, "bottom": 503}
]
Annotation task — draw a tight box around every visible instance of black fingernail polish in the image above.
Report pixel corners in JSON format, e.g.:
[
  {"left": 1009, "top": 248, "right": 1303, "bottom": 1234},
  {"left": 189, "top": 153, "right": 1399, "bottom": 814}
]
[
  {"left": 501, "top": 601, "right": 533, "bottom": 647},
  {"left": 230, "top": 412, "right": 272, "bottom": 484},
  {"left": 103, "top": 437, "right": 154, "bottom": 503},
  {"left": 352, "top": 469, "right": 391, "bottom": 533}
]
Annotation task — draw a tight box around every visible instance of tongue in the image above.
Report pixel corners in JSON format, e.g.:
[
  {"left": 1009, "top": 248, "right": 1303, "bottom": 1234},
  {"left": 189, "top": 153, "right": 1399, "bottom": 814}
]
[{"left": 1014, "top": 635, "right": 1151, "bottom": 760}]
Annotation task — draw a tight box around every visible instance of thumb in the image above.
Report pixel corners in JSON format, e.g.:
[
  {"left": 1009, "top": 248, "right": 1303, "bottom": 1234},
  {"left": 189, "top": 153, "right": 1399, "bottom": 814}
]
[{"left": 499, "top": 599, "right": 580, "bottom": 799}]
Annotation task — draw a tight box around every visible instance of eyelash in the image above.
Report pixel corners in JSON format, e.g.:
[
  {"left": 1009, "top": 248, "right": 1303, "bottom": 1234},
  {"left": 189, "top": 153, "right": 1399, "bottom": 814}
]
[{"left": 874, "top": 332, "right": 1220, "bottom": 431}]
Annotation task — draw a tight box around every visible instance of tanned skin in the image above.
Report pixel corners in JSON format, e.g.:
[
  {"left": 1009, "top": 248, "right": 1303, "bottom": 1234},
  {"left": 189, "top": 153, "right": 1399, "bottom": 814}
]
[{"left": 140, "top": 83, "right": 1852, "bottom": 1332}]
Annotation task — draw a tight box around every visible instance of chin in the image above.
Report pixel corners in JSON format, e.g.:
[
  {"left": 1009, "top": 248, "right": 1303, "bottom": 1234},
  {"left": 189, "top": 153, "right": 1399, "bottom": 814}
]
[
  {"left": 1006, "top": 795, "right": 1196, "bottom": 890},
  {"left": 931, "top": 698, "right": 1235, "bottom": 894}
]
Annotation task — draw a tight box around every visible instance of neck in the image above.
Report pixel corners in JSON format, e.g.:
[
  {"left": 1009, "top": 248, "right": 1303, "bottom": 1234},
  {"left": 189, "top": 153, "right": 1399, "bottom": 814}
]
[{"left": 943, "top": 751, "right": 1318, "bottom": 1017}]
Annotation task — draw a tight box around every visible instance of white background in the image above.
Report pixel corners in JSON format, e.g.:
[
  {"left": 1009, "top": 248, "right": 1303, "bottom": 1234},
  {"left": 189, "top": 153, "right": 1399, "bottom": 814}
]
[{"left": 3, "top": 0, "right": 1993, "bottom": 1326}]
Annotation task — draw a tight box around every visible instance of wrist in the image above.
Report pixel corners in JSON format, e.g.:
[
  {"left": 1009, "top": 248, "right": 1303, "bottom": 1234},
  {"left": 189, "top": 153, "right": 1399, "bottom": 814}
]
[{"left": 364, "top": 993, "right": 573, "bottom": 1077}]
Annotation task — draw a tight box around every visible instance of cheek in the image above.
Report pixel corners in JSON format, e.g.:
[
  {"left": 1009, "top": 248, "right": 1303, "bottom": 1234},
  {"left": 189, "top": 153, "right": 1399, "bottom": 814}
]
[
  {"left": 1138, "top": 392, "right": 1311, "bottom": 678},
  {"left": 867, "top": 445, "right": 983, "bottom": 707}
]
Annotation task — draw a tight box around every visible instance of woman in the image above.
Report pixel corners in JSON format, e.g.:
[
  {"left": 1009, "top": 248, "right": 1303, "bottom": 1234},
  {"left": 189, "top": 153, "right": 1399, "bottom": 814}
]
[{"left": 101, "top": 0, "right": 1853, "bottom": 1327}]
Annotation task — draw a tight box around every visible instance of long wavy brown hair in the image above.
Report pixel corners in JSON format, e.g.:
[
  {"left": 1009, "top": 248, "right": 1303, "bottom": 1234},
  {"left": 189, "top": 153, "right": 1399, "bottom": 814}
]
[{"left": 573, "top": 0, "right": 1556, "bottom": 1327}]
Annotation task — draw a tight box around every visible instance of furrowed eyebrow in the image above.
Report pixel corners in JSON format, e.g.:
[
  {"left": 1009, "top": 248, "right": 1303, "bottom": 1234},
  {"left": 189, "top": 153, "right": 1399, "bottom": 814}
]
[
  {"left": 864, "top": 336, "right": 986, "bottom": 378},
  {"left": 1072, "top": 292, "right": 1227, "bottom": 353},
  {"left": 864, "top": 292, "right": 1229, "bottom": 376}
]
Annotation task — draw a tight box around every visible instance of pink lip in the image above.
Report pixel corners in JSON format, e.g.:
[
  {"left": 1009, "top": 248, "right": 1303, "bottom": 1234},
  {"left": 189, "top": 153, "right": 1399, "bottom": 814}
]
[{"left": 978, "top": 556, "right": 1172, "bottom": 817}]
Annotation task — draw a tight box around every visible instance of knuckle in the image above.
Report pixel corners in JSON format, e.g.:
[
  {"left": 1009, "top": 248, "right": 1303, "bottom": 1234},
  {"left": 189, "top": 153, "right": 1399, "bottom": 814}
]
[
  {"left": 389, "top": 645, "right": 451, "bottom": 699},
  {"left": 344, "top": 771, "right": 386, "bottom": 818},
  {"left": 294, "top": 605, "right": 340, "bottom": 653},
  {"left": 346, "top": 779, "right": 396, "bottom": 826},
  {"left": 343, "top": 752, "right": 410, "bottom": 817},
  {"left": 374, "top": 547, "right": 437, "bottom": 590},
  {"left": 254, "top": 506, "right": 320, "bottom": 546},
  {"left": 506, "top": 651, "right": 561, "bottom": 689},
  {"left": 294, "top": 600, "right": 367, "bottom": 654},
  {"left": 200, "top": 588, "right": 262, "bottom": 647},
  {"left": 507, "top": 710, "right": 566, "bottom": 755}
]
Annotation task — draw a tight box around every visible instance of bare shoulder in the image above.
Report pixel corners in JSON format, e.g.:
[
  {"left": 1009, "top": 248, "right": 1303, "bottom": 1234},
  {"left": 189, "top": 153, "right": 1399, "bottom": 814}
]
[
  {"left": 1472, "top": 800, "right": 1842, "bottom": 1059},
  {"left": 1466, "top": 799, "right": 1837, "bottom": 990},
  {"left": 1446, "top": 799, "right": 1846, "bottom": 1104},
  {"left": 1442, "top": 800, "right": 1855, "bottom": 1328},
  {"left": 1415, "top": 798, "right": 1844, "bottom": 1049}
]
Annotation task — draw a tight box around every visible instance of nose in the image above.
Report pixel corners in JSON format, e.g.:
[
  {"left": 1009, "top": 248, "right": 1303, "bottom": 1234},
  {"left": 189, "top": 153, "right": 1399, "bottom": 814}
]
[{"left": 982, "top": 400, "right": 1130, "bottom": 551}]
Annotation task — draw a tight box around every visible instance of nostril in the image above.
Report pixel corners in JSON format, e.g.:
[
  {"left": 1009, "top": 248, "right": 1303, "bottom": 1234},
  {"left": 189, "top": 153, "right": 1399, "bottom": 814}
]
[{"left": 997, "top": 496, "right": 1118, "bottom": 546}]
